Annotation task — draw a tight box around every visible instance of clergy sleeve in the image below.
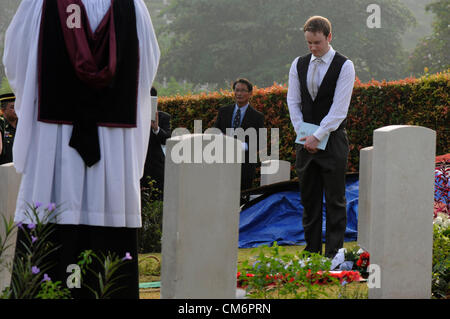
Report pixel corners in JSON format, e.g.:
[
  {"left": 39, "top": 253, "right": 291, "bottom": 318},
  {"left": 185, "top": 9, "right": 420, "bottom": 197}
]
[
  {"left": 3, "top": 0, "right": 43, "bottom": 116},
  {"left": 3, "top": 0, "right": 44, "bottom": 173},
  {"left": 135, "top": 0, "right": 160, "bottom": 88},
  {"left": 134, "top": 0, "right": 161, "bottom": 176}
]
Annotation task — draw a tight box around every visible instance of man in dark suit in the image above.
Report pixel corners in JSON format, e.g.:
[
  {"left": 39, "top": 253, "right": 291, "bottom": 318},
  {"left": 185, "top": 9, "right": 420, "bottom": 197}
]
[
  {"left": 142, "top": 87, "right": 171, "bottom": 200},
  {"left": 213, "top": 78, "right": 265, "bottom": 204}
]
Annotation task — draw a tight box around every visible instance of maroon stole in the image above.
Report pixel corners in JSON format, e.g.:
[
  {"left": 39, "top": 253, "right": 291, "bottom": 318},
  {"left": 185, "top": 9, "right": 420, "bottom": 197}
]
[
  {"left": 56, "top": 0, "right": 117, "bottom": 89},
  {"left": 38, "top": 0, "right": 139, "bottom": 166}
]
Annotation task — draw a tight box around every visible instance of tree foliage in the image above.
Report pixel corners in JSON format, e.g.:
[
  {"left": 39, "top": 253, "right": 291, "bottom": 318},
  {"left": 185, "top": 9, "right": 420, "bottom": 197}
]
[
  {"left": 408, "top": 0, "right": 450, "bottom": 75},
  {"left": 399, "top": 0, "right": 434, "bottom": 51},
  {"left": 0, "top": 77, "right": 12, "bottom": 95},
  {"left": 0, "top": 0, "right": 20, "bottom": 81},
  {"left": 159, "top": 0, "right": 415, "bottom": 87}
]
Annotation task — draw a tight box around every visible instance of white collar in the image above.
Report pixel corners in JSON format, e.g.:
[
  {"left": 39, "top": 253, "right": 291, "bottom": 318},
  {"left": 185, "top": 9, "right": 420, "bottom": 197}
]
[
  {"left": 234, "top": 103, "right": 249, "bottom": 111},
  {"left": 311, "top": 45, "right": 335, "bottom": 64}
]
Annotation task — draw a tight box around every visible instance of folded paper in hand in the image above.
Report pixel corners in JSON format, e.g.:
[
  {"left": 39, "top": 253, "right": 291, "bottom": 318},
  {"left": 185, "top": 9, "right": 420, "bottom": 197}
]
[{"left": 295, "top": 122, "right": 329, "bottom": 150}]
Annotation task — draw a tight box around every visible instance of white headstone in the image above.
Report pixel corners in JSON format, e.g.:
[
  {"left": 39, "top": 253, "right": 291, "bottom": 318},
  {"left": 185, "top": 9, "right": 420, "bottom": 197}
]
[
  {"left": 0, "top": 163, "right": 21, "bottom": 292},
  {"left": 359, "top": 125, "right": 435, "bottom": 299},
  {"left": 357, "top": 147, "right": 373, "bottom": 252},
  {"left": 260, "top": 160, "right": 291, "bottom": 186},
  {"left": 160, "top": 133, "right": 242, "bottom": 298}
]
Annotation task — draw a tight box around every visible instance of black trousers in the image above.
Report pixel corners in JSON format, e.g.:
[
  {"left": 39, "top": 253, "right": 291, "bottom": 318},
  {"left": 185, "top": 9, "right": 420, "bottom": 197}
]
[
  {"left": 12, "top": 224, "right": 139, "bottom": 299},
  {"left": 240, "top": 162, "right": 256, "bottom": 205},
  {"left": 295, "top": 129, "right": 349, "bottom": 258}
]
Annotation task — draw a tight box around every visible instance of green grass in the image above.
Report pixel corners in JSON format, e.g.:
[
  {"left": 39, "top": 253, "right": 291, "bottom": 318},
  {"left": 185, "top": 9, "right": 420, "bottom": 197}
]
[{"left": 137, "top": 241, "right": 368, "bottom": 299}]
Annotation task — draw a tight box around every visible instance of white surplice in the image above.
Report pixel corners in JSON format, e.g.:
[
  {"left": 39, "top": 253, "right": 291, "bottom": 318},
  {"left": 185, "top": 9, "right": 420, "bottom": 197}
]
[{"left": 3, "top": 0, "right": 160, "bottom": 227}]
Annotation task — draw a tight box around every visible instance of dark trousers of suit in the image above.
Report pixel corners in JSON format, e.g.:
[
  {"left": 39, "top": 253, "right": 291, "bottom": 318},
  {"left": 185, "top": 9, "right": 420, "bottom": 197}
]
[
  {"left": 295, "top": 129, "right": 349, "bottom": 258},
  {"left": 240, "top": 162, "right": 256, "bottom": 205},
  {"left": 241, "top": 162, "right": 256, "bottom": 191}
]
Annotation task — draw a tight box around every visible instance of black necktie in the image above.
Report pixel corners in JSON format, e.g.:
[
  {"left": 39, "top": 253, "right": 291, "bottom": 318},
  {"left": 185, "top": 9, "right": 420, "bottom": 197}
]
[{"left": 233, "top": 108, "right": 241, "bottom": 128}]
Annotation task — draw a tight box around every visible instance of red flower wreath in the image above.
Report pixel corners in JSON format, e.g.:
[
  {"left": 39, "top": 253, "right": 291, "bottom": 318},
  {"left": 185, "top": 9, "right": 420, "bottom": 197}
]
[{"left": 356, "top": 252, "right": 370, "bottom": 268}]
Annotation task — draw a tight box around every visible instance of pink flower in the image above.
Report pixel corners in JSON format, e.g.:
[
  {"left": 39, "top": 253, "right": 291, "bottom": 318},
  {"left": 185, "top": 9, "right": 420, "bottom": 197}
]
[
  {"left": 122, "top": 252, "right": 132, "bottom": 261},
  {"left": 32, "top": 266, "right": 40, "bottom": 274},
  {"left": 47, "top": 203, "right": 56, "bottom": 212},
  {"left": 42, "top": 273, "right": 51, "bottom": 282}
]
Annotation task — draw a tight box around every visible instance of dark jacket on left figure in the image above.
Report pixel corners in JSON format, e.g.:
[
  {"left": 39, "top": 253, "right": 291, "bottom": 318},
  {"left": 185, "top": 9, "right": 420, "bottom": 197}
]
[
  {"left": 213, "top": 104, "right": 265, "bottom": 191},
  {"left": 142, "top": 111, "right": 171, "bottom": 196}
]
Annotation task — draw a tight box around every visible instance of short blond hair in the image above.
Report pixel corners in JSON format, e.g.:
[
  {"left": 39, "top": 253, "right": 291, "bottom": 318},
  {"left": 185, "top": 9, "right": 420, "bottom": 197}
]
[{"left": 303, "top": 16, "right": 332, "bottom": 37}]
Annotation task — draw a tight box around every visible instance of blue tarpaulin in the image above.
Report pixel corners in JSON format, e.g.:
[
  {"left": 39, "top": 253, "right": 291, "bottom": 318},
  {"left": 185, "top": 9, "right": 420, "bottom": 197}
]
[
  {"left": 238, "top": 175, "right": 359, "bottom": 248},
  {"left": 238, "top": 162, "right": 448, "bottom": 249}
]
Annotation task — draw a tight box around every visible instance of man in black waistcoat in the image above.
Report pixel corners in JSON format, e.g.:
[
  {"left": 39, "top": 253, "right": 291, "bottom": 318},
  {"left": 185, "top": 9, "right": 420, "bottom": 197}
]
[
  {"left": 213, "top": 78, "right": 265, "bottom": 205},
  {"left": 287, "top": 16, "right": 355, "bottom": 258},
  {"left": 142, "top": 87, "right": 171, "bottom": 200}
]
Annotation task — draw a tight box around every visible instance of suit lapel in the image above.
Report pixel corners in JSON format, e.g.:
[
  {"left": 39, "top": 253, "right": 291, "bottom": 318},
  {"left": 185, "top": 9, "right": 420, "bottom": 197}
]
[
  {"left": 224, "top": 104, "right": 234, "bottom": 128},
  {"left": 223, "top": 104, "right": 254, "bottom": 129},
  {"left": 240, "top": 105, "right": 253, "bottom": 130}
]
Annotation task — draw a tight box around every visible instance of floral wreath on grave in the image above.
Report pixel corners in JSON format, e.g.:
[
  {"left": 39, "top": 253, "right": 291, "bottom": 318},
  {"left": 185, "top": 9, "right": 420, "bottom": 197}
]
[
  {"left": 434, "top": 158, "right": 449, "bottom": 218},
  {"left": 236, "top": 270, "right": 363, "bottom": 289},
  {"left": 339, "top": 248, "right": 370, "bottom": 279},
  {"left": 236, "top": 247, "right": 368, "bottom": 289}
]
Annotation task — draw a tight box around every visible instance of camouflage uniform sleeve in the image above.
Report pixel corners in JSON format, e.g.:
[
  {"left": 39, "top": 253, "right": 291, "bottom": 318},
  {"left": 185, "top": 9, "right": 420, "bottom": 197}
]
[
  {"left": 0, "top": 117, "right": 4, "bottom": 137},
  {"left": 0, "top": 117, "right": 4, "bottom": 156}
]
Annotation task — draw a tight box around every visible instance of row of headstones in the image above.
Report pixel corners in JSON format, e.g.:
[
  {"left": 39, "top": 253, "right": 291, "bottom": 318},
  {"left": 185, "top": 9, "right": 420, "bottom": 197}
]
[
  {"left": 0, "top": 137, "right": 288, "bottom": 294},
  {"left": 0, "top": 125, "right": 435, "bottom": 298},
  {"left": 358, "top": 125, "right": 435, "bottom": 298}
]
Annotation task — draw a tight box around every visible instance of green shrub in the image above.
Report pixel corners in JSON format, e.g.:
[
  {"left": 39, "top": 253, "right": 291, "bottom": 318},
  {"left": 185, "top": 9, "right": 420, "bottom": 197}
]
[
  {"left": 432, "top": 222, "right": 450, "bottom": 299},
  {"left": 1, "top": 203, "right": 135, "bottom": 299},
  {"left": 35, "top": 280, "right": 71, "bottom": 299},
  {"left": 138, "top": 181, "right": 164, "bottom": 253},
  {"left": 77, "top": 249, "right": 133, "bottom": 299},
  {"left": 7, "top": 204, "right": 63, "bottom": 299}
]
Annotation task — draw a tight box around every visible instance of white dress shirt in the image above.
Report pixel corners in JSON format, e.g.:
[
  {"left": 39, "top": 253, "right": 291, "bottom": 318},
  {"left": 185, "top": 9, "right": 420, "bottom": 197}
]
[{"left": 287, "top": 46, "right": 355, "bottom": 141}]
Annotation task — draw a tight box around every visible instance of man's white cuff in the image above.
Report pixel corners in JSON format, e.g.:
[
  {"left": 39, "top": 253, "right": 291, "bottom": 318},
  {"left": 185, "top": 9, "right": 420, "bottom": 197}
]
[{"left": 313, "top": 126, "right": 328, "bottom": 142}]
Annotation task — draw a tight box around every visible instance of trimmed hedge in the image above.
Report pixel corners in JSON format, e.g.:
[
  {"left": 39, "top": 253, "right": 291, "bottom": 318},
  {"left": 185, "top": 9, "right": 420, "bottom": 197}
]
[{"left": 159, "top": 72, "right": 449, "bottom": 174}]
